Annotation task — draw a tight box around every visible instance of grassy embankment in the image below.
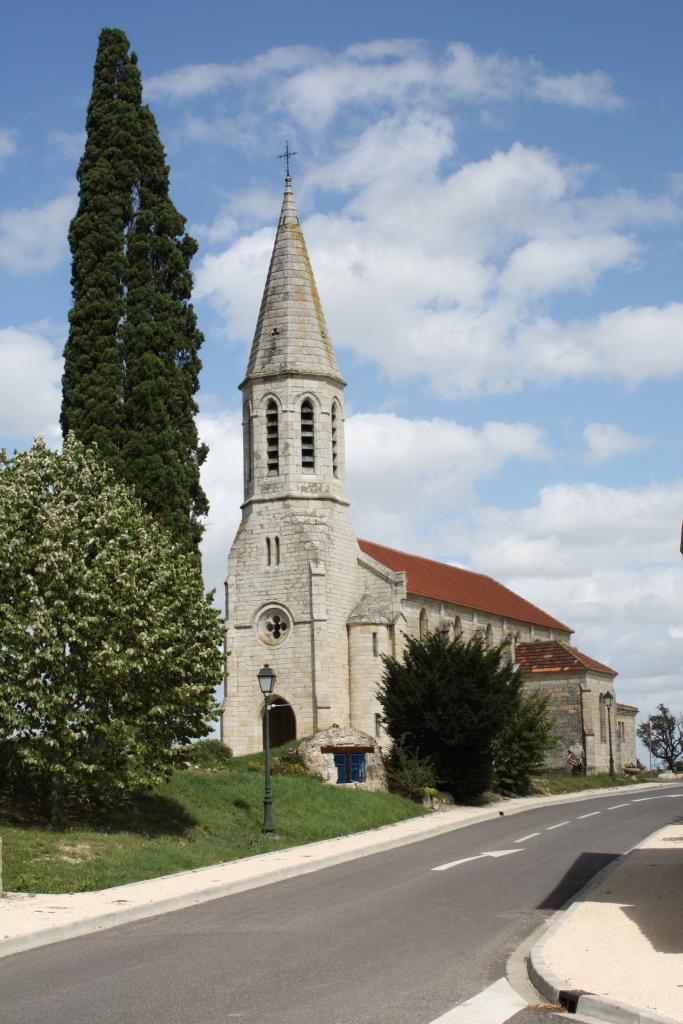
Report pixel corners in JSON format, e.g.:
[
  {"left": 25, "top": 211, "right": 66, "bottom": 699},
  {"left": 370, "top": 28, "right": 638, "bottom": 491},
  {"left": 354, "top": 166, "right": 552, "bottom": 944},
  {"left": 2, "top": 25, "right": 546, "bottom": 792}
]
[
  {"left": 0, "top": 753, "right": 658, "bottom": 895},
  {"left": 0, "top": 745, "right": 425, "bottom": 895},
  {"left": 531, "top": 771, "right": 653, "bottom": 795}
]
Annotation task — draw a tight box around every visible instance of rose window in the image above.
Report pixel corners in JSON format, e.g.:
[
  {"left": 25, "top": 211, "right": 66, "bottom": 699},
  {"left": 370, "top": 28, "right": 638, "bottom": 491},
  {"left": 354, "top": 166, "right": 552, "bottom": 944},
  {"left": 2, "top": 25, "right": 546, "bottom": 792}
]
[
  {"left": 257, "top": 606, "right": 292, "bottom": 647},
  {"left": 266, "top": 614, "right": 287, "bottom": 640}
]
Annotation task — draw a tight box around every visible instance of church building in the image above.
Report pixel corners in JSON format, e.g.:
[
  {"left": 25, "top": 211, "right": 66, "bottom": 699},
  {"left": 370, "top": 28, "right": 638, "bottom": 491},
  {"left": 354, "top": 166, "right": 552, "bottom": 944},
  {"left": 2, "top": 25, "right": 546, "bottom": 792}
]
[{"left": 221, "top": 173, "right": 638, "bottom": 775}]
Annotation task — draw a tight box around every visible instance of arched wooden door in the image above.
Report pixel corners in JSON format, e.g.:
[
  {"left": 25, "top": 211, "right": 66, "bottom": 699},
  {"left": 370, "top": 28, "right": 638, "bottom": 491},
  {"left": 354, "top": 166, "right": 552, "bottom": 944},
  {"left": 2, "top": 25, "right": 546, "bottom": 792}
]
[{"left": 267, "top": 696, "right": 296, "bottom": 748}]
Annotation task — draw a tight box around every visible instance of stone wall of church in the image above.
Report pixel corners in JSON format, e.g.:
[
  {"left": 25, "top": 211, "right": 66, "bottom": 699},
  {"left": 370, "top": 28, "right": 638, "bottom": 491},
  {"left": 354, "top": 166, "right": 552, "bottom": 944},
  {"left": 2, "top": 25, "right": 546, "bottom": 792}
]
[
  {"left": 521, "top": 674, "right": 585, "bottom": 771},
  {"left": 400, "top": 595, "right": 571, "bottom": 647},
  {"left": 616, "top": 710, "right": 637, "bottom": 769},
  {"left": 348, "top": 622, "right": 391, "bottom": 743},
  {"left": 223, "top": 495, "right": 362, "bottom": 755},
  {"left": 581, "top": 675, "right": 617, "bottom": 774}
]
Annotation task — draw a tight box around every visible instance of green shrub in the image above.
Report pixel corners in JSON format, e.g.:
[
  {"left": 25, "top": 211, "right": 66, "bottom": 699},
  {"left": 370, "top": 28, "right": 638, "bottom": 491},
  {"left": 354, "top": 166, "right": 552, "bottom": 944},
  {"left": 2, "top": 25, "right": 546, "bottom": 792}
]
[
  {"left": 246, "top": 754, "right": 320, "bottom": 779},
  {"left": 492, "top": 689, "right": 556, "bottom": 795},
  {"left": 384, "top": 738, "right": 436, "bottom": 801},
  {"left": 185, "top": 739, "right": 233, "bottom": 769}
]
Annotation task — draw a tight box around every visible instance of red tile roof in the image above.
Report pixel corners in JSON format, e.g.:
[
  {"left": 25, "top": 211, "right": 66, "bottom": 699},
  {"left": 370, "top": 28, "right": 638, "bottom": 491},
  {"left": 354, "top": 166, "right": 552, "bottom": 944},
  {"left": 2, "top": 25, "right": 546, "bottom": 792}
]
[
  {"left": 616, "top": 702, "right": 638, "bottom": 714},
  {"left": 358, "top": 539, "right": 572, "bottom": 633},
  {"left": 516, "top": 640, "right": 616, "bottom": 677}
]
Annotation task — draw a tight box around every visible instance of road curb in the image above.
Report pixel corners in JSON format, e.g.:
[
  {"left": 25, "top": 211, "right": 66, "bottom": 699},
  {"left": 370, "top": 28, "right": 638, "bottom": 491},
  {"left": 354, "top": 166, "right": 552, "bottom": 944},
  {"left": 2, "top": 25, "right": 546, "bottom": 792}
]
[
  {"left": 527, "top": 823, "right": 682, "bottom": 1024},
  {"left": 0, "top": 780, "right": 676, "bottom": 961}
]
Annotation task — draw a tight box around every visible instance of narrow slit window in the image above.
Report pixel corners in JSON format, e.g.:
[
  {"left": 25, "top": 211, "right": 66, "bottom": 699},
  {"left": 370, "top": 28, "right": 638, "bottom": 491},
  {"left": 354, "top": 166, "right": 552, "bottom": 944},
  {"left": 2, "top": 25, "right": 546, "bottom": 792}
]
[
  {"left": 301, "top": 399, "right": 315, "bottom": 470},
  {"left": 244, "top": 404, "right": 253, "bottom": 482},
  {"left": 266, "top": 400, "right": 279, "bottom": 474},
  {"left": 266, "top": 537, "right": 271, "bottom": 566},
  {"left": 372, "top": 632, "right": 378, "bottom": 656},
  {"left": 331, "top": 403, "right": 339, "bottom": 477},
  {"left": 275, "top": 536, "right": 280, "bottom": 565}
]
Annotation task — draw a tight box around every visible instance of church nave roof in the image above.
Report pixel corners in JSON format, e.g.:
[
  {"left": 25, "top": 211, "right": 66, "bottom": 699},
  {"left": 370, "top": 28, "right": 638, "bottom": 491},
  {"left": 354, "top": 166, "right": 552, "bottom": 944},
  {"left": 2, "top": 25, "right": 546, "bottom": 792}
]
[{"left": 357, "top": 538, "right": 572, "bottom": 634}]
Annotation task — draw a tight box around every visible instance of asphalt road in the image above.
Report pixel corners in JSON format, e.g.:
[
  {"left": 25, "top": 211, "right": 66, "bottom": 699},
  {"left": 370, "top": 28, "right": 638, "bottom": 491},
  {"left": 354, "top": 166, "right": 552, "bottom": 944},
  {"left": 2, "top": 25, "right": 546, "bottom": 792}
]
[{"left": 2, "top": 787, "right": 682, "bottom": 1024}]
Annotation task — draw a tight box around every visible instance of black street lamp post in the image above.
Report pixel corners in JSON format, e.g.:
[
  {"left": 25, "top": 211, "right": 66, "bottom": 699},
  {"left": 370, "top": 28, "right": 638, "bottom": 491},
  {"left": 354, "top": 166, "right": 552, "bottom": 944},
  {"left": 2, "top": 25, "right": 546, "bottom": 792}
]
[
  {"left": 258, "top": 664, "right": 277, "bottom": 838},
  {"left": 603, "top": 691, "right": 616, "bottom": 780}
]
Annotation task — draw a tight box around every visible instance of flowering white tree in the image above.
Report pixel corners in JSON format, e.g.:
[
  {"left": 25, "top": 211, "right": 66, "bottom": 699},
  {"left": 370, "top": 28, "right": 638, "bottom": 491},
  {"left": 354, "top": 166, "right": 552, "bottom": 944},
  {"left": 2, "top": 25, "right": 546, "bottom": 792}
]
[{"left": 0, "top": 436, "right": 223, "bottom": 821}]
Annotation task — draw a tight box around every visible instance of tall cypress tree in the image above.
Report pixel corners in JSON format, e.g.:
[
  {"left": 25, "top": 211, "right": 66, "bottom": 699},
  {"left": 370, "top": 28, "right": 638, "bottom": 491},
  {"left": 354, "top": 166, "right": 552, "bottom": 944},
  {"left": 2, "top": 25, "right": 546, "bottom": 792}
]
[
  {"left": 121, "top": 105, "right": 208, "bottom": 550},
  {"left": 61, "top": 28, "right": 139, "bottom": 472},
  {"left": 61, "top": 28, "right": 208, "bottom": 553}
]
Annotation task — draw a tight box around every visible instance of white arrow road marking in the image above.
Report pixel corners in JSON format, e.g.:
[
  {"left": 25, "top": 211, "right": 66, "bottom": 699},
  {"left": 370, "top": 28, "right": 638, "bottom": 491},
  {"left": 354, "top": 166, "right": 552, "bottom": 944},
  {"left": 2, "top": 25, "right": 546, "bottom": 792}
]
[
  {"left": 546, "top": 820, "right": 570, "bottom": 830},
  {"left": 608, "top": 803, "right": 630, "bottom": 810},
  {"left": 514, "top": 832, "right": 540, "bottom": 843},
  {"left": 432, "top": 849, "right": 523, "bottom": 872},
  {"left": 577, "top": 811, "right": 601, "bottom": 818},
  {"left": 429, "top": 976, "right": 527, "bottom": 1023}
]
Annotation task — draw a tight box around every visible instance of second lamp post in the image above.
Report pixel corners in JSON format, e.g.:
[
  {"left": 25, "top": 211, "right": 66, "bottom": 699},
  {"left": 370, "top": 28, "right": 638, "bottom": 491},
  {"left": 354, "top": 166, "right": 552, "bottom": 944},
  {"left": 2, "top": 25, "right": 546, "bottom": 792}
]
[
  {"left": 603, "top": 690, "right": 616, "bottom": 780},
  {"left": 258, "top": 663, "right": 277, "bottom": 838}
]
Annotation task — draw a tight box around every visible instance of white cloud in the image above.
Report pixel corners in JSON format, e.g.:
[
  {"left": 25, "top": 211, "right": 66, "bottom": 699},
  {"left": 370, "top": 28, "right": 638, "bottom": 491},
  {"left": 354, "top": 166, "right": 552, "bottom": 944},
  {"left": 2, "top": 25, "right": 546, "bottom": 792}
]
[
  {"left": 499, "top": 233, "right": 638, "bottom": 298},
  {"left": 0, "top": 190, "right": 76, "bottom": 273},
  {"left": 0, "top": 129, "right": 17, "bottom": 167},
  {"left": 531, "top": 70, "right": 624, "bottom": 111},
  {"left": 146, "top": 39, "right": 623, "bottom": 124},
  {"left": 197, "top": 409, "right": 244, "bottom": 599},
  {"left": 454, "top": 479, "right": 683, "bottom": 715},
  {"left": 197, "top": 118, "right": 680, "bottom": 397},
  {"left": 0, "top": 327, "right": 63, "bottom": 441},
  {"left": 583, "top": 422, "right": 651, "bottom": 464},
  {"left": 145, "top": 45, "right": 320, "bottom": 100},
  {"left": 467, "top": 481, "right": 683, "bottom": 577},
  {"left": 346, "top": 412, "right": 549, "bottom": 554},
  {"left": 48, "top": 130, "right": 85, "bottom": 160}
]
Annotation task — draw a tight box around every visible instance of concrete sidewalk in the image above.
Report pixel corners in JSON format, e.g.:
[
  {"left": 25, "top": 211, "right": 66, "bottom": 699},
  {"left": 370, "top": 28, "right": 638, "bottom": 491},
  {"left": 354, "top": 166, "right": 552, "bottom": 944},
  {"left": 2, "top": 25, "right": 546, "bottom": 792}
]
[
  {"left": 530, "top": 822, "right": 683, "bottom": 1024},
  {"left": 0, "top": 782, "right": 668, "bottom": 961}
]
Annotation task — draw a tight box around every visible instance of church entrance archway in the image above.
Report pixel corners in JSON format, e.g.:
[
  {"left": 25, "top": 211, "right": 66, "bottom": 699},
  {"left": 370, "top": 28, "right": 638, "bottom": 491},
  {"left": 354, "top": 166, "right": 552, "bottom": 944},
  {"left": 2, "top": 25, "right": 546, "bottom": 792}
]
[{"left": 265, "top": 696, "right": 296, "bottom": 748}]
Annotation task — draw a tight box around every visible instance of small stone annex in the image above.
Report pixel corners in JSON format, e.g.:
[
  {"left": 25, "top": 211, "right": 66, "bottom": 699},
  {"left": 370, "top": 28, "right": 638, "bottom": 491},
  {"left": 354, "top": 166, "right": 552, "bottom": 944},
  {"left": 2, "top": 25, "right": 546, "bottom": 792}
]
[{"left": 220, "top": 173, "right": 638, "bottom": 776}]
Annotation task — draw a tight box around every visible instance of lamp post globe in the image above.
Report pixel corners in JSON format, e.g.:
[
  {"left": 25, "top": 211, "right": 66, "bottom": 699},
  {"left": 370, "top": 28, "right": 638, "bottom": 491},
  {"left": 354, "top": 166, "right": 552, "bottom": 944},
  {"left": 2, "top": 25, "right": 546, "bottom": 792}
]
[
  {"left": 258, "top": 664, "right": 277, "bottom": 838},
  {"left": 603, "top": 691, "right": 616, "bottom": 780},
  {"left": 258, "top": 663, "right": 276, "bottom": 696}
]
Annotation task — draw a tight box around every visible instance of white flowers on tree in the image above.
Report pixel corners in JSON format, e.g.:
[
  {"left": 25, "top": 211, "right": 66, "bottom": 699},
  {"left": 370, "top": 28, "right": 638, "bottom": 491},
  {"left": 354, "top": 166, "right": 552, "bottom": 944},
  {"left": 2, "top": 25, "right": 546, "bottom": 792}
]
[{"left": 0, "top": 436, "right": 223, "bottom": 820}]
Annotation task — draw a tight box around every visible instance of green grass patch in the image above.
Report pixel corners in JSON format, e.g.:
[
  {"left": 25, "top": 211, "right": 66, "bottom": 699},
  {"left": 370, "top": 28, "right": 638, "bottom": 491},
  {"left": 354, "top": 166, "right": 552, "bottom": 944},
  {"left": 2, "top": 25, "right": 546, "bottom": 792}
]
[
  {"left": 531, "top": 771, "right": 652, "bottom": 796},
  {"left": 0, "top": 746, "right": 426, "bottom": 894}
]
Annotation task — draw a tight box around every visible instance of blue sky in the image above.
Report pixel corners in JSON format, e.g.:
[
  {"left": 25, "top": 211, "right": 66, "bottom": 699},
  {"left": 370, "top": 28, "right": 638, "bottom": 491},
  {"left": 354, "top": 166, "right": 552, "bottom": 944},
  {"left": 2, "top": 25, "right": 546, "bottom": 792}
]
[{"left": 2, "top": 0, "right": 681, "bottom": 731}]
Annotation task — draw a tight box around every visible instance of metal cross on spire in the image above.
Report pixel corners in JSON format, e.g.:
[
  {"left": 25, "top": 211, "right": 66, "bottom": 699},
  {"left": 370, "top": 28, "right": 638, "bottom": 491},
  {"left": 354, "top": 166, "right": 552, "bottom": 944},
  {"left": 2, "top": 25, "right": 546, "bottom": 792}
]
[{"left": 278, "top": 139, "right": 297, "bottom": 177}]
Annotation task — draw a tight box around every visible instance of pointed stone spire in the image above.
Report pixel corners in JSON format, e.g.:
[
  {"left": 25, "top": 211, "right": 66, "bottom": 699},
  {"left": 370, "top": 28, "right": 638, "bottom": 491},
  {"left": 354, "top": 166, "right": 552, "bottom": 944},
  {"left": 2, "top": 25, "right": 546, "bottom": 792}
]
[{"left": 243, "top": 176, "right": 345, "bottom": 385}]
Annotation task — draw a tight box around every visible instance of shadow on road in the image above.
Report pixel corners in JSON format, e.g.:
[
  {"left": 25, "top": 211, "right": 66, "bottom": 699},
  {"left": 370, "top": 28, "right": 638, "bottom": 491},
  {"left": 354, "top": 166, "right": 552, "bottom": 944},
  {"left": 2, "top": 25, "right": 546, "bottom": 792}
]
[{"left": 537, "top": 852, "right": 617, "bottom": 910}]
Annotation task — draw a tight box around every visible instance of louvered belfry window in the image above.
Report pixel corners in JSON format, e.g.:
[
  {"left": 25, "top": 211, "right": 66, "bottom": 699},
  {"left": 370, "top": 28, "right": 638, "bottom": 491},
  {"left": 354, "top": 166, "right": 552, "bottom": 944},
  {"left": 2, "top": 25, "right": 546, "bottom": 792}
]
[
  {"left": 266, "top": 400, "right": 279, "bottom": 474},
  {"left": 301, "top": 399, "right": 315, "bottom": 470},
  {"left": 331, "top": 402, "right": 339, "bottom": 477}
]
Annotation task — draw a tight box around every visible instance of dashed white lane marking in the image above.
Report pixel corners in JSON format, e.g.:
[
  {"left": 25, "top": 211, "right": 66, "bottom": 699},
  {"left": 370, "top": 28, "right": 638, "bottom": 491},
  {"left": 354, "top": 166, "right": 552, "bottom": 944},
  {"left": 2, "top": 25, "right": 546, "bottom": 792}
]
[
  {"left": 608, "top": 803, "right": 630, "bottom": 810},
  {"left": 432, "top": 849, "right": 523, "bottom": 872},
  {"left": 514, "top": 832, "right": 540, "bottom": 843},
  {"left": 546, "top": 820, "right": 570, "bottom": 830},
  {"left": 429, "top": 976, "right": 527, "bottom": 1023},
  {"left": 577, "top": 811, "right": 601, "bottom": 819}
]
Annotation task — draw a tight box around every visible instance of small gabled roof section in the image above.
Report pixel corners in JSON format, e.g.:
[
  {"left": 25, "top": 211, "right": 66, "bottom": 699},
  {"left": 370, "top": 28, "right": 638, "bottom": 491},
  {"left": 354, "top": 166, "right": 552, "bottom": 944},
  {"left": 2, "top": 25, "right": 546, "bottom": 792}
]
[
  {"left": 357, "top": 539, "right": 572, "bottom": 633},
  {"left": 616, "top": 702, "right": 639, "bottom": 715},
  {"left": 347, "top": 592, "right": 391, "bottom": 625},
  {"left": 516, "top": 640, "right": 617, "bottom": 677},
  {"left": 242, "top": 175, "right": 344, "bottom": 386}
]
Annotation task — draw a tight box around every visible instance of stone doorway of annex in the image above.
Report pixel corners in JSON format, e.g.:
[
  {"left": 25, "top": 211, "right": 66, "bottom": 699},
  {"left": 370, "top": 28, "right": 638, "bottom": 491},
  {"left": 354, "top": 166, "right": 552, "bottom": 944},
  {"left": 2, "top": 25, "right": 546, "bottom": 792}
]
[{"left": 266, "top": 696, "right": 296, "bottom": 748}]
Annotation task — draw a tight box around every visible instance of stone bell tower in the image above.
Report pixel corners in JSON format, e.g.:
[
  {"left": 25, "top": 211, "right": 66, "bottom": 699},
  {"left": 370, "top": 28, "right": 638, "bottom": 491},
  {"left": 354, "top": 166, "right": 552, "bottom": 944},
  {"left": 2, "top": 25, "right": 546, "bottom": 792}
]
[{"left": 221, "top": 173, "right": 363, "bottom": 755}]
